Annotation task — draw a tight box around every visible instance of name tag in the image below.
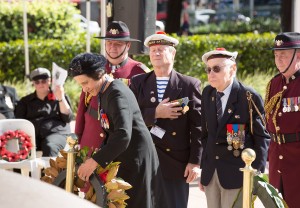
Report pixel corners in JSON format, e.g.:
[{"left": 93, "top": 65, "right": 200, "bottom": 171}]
[{"left": 150, "top": 125, "right": 166, "bottom": 139}]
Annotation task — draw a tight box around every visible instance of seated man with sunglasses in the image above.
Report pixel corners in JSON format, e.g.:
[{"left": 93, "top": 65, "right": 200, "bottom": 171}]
[
  {"left": 15, "top": 67, "right": 73, "bottom": 156},
  {"left": 198, "top": 48, "right": 270, "bottom": 208}
]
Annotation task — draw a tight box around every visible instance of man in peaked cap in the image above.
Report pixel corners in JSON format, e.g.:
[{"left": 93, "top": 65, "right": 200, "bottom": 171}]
[
  {"left": 74, "top": 21, "right": 149, "bottom": 154},
  {"left": 265, "top": 32, "right": 300, "bottom": 208},
  {"left": 199, "top": 48, "right": 270, "bottom": 208},
  {"left": 130, "top": 31, "right": 202, "bottom": 208}
]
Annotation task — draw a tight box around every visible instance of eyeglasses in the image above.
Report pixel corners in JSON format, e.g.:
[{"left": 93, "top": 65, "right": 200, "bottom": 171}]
[
  {"left": 205, "top": 64, "right": 228, "bottom": 74},
  {"left": 33, "top": 79, "right": 48, "bottom": 85}
]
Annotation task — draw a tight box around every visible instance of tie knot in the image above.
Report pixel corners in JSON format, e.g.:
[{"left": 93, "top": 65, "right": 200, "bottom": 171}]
[{"left": 217, "top": 92, "right": 224, "bottom": 98}]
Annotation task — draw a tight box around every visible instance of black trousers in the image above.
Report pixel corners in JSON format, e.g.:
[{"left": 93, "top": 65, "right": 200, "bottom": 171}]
[{"left": 164, "top": 177, "right": 189, "bottom": 208}]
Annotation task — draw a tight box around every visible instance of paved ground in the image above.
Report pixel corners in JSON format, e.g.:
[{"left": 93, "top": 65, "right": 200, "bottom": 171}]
[{"left": 188, "top": 179, "right": 265, "bottom": 207}]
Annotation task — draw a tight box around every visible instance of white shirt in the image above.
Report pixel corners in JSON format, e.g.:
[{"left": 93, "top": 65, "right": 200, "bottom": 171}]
[{"left": 217, "top": 80, "right": 233, "bottom": 114}]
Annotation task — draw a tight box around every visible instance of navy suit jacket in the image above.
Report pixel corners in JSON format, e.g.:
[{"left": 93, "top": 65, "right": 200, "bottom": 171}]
[
  {"left": 200, "top": 79, "right": 270, "bottom": 189},
  {"left": 130, "top": 70, "right": 202, "bottom": 179}
]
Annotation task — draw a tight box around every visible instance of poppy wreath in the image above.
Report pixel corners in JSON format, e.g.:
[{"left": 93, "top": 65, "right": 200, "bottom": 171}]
[
  {"left": 41, "top": 144, "right": 132, "bottom": 207},
  {"left": 0, "top": 130, "right": 32, "bottom": 162}
]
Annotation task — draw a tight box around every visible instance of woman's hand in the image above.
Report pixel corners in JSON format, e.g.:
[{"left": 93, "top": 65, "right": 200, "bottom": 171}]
[{"left": 77, "top": 158, "right": 99, "bottom": 181}]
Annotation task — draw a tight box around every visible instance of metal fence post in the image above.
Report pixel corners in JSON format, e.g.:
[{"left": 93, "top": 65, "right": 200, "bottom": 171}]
[{"left": 240, "top": 148, "right": 257, "bottom": 208}]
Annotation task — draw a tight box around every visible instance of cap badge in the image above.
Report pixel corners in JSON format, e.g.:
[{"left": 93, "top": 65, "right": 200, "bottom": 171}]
[
  {"left": 275, "top": 40, "right": 283, "bottom": 46},
  {"left": 109, "top": 29, "right": 119, "bottom": 35}
]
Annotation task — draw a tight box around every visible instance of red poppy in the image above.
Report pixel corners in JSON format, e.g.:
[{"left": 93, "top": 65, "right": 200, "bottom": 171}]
[
  {"left": 99, "top": 170, "right": 108, "bottom": 183},
  {"left": 47, "top": 92, "right": 56, "bottom": 101}
]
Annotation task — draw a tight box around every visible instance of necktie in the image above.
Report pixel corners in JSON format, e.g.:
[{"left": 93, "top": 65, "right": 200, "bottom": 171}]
[{"left": 216, "top": 91, "right": 224, "bottom": 122}]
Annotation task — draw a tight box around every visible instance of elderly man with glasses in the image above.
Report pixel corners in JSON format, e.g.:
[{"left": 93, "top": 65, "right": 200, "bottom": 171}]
[
  {"left": 15, "top": 67, "right": 73, "bottom": 156},
  {"left": 198, "top": 48, "right": 270, "bottom": 208}
]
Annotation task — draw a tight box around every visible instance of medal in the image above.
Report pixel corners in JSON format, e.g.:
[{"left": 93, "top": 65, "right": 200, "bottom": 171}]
[
  {"left": 290, "top": 98, "right": 295, "bottom": 112},
  {"left": 239, "top": 124, "right": 245, "bottom": 149},
  {"left": 287, "top": 98, "right": 291, "bottom": 112},
  {"left": 233, "top": 149, "right": 240, "bottom": 157},
  {"left": 282, "top": 98, "right": 287, "bottom": 113},
  {"left": 226, "top": 124, "right": 233, "bottom": 151},
  {"left": 294, "top": 97, "right": 299, "bottom": 112},
  {"left": 182, "top": 106, "right": 189, "bottom": 114},
  {"left": 100, "top": 109, "right": 110, "bottom": 129}
]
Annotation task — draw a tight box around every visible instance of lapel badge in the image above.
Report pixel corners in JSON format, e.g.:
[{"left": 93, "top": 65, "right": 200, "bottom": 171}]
[
  {"left": 150, "top": 97, "right": 156, "bottom": 103},
  {"left": 228, "top": 109, "right": 232, "bottom": 114},
  {"left": 275, "top": 40, "right": 283, "bottom": 46},
  {"left": 150, "top": 91, "right": 154, "bottom": 94},
  {"left": 234, "top": 115, "right": 240, "bottom": 119},
  {"left": 212, "top": 97, "right": 215, "bottom": 102}
]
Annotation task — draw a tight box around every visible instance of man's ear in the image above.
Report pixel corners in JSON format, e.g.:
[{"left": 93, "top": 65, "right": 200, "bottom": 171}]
[
  {"left": 230, "top": 64, "right": 237, "bottom": 76},
  {"left": 126, "top": 42, "right": 131, "bottom": 49}
]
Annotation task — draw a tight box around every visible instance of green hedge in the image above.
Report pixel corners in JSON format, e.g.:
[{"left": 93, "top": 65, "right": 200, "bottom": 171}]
[
  {"left": 0, "top": 0, "right": 81, "bottom": 42},
  {"left": 134, "top": 32, "right": 277, "bottom": 81},
  {"left": 0, "top": 32, "right": 277, "bottom": 82}
]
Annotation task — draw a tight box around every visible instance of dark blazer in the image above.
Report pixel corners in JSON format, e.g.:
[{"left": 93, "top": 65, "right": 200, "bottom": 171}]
[
  {"left": 130, "top": 70, "right": 202, "bottom": 179},
  {"left": 200, "top": 79, "right": 270, "bottom": 189}
]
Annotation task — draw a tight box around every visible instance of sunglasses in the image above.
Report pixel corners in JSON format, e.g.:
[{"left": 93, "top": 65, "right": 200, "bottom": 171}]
[
  {"left": 205, "top": 64, "right": 228, "bottom": 74},
  {"left": 33, "top": 79, "right": 48, "bottom": 85}
]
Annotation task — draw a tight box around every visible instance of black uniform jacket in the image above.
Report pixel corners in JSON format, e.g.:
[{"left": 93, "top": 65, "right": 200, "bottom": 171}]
[
  {"left": 0, "top": 84, "right": 18, "bottom": 118},
  {"left": 200, "top": 79, "right": 270, "bottom": 189},
  {"left": 130, "top": 70, "right": 202, "bottom": 179}
]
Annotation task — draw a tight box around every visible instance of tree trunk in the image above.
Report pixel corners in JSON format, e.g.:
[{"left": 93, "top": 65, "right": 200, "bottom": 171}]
[
  {"left": 165, "top": 0, "right": 183, "bottom": 33},
  {"left": 281, "top": 0, "right": 292, "bottom": 32}
]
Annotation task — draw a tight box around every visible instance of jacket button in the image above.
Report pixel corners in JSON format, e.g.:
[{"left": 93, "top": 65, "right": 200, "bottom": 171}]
[
  {"left": 278, "top": 112, "right": 282, "bottom": 117},
  {"left": 166, "top": 148, "right": 171, "bottom": 152},
  {"left": 276, "top": 126, "right": 280, "bottom": 131},
  {"left": 279, "top": 155, "right": 283, "bottom": 159},
  {"left": 277, "top": 170, "right": 281, "bottom": 173},
  {"left": 215, "top": 156, "right": 219, "bottom": 160},
  {"left": 215, "top": 142, "right": 219, "bottom": 144},
  {"left": 100, "top": 133, "right": 104, "bottom": 137},
  {"left": 172, "top": 132, "right": 176, "bottom": 136}
]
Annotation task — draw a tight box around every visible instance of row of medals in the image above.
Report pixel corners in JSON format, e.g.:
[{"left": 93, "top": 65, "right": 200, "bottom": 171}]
[
  {"left": 282, "top": 97, "right": 300, "bottom": 113},
  {"left": 226, "top": 131, "right": 245, "bottom": 157}
]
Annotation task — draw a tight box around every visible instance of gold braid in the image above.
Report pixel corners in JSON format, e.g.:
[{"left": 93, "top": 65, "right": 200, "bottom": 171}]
[
  {"left": 247, "top": 91, "right": 266, "bottom": 134},
  {"left": 264, "top": 80, "right": 286, "bottom": 133},
  {"left": 84, "top": 92, "right": 93, "bottom": 107}
]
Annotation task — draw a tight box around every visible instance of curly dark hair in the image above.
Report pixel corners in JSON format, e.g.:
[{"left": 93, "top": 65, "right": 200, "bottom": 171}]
[{"left": 68, "top": 53, "right": 106, "bottom": 80}]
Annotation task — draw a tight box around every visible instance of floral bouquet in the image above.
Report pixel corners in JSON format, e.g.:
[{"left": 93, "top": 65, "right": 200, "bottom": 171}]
[{"left": 0, "top": 130, "right": 32, "bottom": 162}]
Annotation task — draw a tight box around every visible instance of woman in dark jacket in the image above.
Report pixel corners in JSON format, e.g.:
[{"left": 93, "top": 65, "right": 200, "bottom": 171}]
[{"left": 68, "top": 52, "right": 168, "bottom": 208}]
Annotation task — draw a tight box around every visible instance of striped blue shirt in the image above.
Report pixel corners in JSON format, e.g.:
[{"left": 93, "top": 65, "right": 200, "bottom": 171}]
[{"left": 156, "top": 77, "right": 169, "bottom": 102}]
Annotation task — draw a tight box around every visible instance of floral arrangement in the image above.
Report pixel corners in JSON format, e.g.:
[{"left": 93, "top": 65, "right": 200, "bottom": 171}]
[
  {"left": 41, "top": 143, "right": 132, "bottom": 208},
  {"left": 0, "top": 130, "right": 32, "bottom": 162}
]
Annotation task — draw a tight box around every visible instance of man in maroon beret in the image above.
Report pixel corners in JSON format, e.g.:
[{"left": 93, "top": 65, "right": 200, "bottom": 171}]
[{"left": 265, "top": 32, "right": 300, "bottom": 208}]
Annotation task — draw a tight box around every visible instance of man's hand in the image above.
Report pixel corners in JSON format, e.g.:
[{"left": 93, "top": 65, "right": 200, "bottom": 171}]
[
  {"left": 198, "top": 180, "right": 205, "bottom": 192},
  {"left": 155, "top": 98, "right": 182, "bottom": 119},
  {"left": 77, "top": 158, "right": 98, "bottom": 181},
  {"left": 184, "top": 163, "right": 201, "bottom": 183}
]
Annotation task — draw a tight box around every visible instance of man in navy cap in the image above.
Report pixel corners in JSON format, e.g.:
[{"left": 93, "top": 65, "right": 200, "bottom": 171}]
[
  {"left": 199, "top": 48, "right": 270, "bottom": 208},
  {"left": 130, "top": 32, "right": 202, "bottom": 208},
  {"left": 265, "top": 32, "right": 300, "bottom": 208},
  {"left": 75, "top": 21, "right": 149, "bottom": 155}
]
